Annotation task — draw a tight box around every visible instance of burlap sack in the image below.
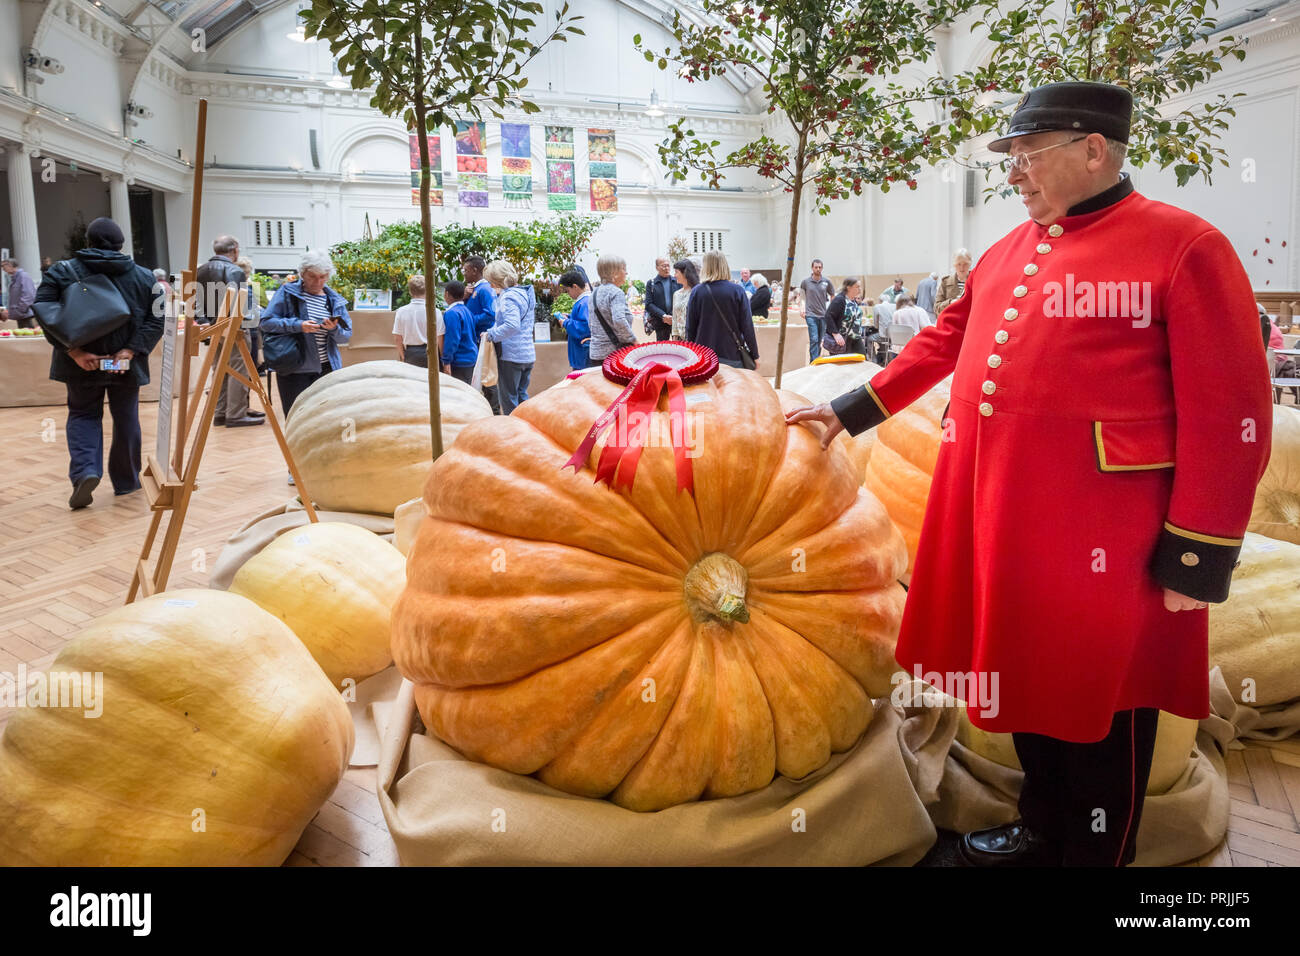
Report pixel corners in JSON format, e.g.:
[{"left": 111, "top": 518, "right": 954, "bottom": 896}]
[
  {"left": 209, "top": 498, "right": 395, "bottom": 590},
  {"left": 376, "top": 678, "right": 943, "bottom": 866},
  {"left": 371, "top": 674, "right": 1247, "bottom": 866}
]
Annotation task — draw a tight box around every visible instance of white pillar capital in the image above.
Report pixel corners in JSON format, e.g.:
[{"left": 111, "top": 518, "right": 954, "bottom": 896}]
[
  {"left": 7, "top": 147, "right": 40, "bottom": 273},
  {"left": 109, "top": 176, "right": 134, "bottom": 259}
]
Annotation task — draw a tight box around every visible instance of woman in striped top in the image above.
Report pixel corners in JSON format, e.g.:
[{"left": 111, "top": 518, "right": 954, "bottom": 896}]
[{"left": 259, "top": 250, "right": 353, "bottom": 418}]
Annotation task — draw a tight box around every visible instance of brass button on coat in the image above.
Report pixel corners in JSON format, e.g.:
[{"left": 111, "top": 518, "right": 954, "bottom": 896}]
[
  {"left": 1037, "top": 242, "right": 1052, "bottom": 254},
  {"left": 987, "top": 354, "right": 1002, "bottom": 368},
  {"left": 1023, "top": 264, "right": 1039, "bottom": 276},
  {"left": 1181, "top": 552, "right": 1200, "bottom": 567},
  {"left": 995, "top": 330, "right": 1009, "bottom": 344},
  {"left": 1013, "top": 285, "right": 1028, "bottom": 297},
  {"left": 1004, "top": 308, "right": 1018, "bottom": 321},
  {"left": 979, "top": 402, "right": 993, "bottom": 417},
  {"left": 982, "top": 380, "right": 996, "bottom": 395},
  {"left": 1048, "top": 224, "right": 1064, "bottom": 237}
]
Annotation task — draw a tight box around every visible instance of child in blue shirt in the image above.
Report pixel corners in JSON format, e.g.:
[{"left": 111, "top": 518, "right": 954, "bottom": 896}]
[
  {"left": 440, "top": 280, "right": 479, "bottom": 383},
  {"left": 558, "top": 271, "right": 594, "bottom": 370}
]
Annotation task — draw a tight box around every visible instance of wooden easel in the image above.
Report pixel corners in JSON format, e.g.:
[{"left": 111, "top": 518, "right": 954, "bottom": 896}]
[{"left": 126, "top": 100, "right": 316, "bottom": 604}]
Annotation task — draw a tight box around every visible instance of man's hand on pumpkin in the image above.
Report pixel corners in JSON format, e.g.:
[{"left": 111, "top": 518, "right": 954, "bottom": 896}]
[
  {"left": 1163, "top": 588, "right": 1209, "bottom": 612},
  {"left": 784, "top": 403, "right": 843, "bottom": 450}
]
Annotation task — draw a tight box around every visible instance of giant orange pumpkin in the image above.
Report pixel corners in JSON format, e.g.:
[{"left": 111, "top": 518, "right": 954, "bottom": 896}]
[
  {"left": 862, "top": 377, "right": 951, "bottom": 579},
  {"left": 777, "top": 357, "right": 884, "bottom": 483},
  {"left": 392, "top": 367, "right": 908, "bottom": 811}
]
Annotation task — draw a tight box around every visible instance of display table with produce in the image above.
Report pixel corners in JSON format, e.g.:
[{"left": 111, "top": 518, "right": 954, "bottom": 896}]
[{"left": 0, "top": 327, "right": 207, "bottom": 408}]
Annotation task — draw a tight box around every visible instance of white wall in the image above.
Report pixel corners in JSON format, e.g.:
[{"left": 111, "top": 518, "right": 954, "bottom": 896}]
[{"left": 6, "top": 0, "right": 1298, "bottom": 292}]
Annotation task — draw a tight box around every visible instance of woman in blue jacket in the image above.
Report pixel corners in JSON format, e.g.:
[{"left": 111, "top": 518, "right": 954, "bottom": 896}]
[
  {"left": 258, "top": 250, "right": 352, "bottom": 415},
  {"left": 482, "top": 260, "right": 536, "bottom": 415}
]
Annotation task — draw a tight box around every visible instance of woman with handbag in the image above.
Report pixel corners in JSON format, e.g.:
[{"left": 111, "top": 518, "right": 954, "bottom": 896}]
[
  {"left": 589, "top": 254, "right": 638, "bottom": 364},
  {"left": 685, "top": 250, "right": 759, "bottom": 370},
  {"left": 822, "top": 278, "right": 865, "bottom": 356},
  {"left": 670, "top": 258, "right": 700, "bottom": 341},
  {"left": 258, "top": 250, "right": 352, "bottom": 417},
  {"left": 35, "top": 217, "right": 164, "bottom": 509}
]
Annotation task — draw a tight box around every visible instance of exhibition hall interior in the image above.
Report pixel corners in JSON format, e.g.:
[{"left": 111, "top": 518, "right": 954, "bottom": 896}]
[{"left": 0, "top": 0, "right": 1298, "bottom": 885}]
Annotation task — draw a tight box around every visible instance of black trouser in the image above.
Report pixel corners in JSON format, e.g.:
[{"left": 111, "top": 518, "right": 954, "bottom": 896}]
[
  {"left": 653, "top": 319, "right": 671, "bottom": 341},
  {"left": 276, "top": 360, "right": 332, "bottom": 417},
  {"left": 449, "top": 364, "right": 475, "bottom": 384},
  {"left": 402, "top": 344, "right": 428, "bottom": 368},
  {"left": 65, "top": 380, "right": 141, "bottom": 494},
  {"left": 1012, "top": 707, "right": 1159, "bottom": 866},
  {"left": 13, "top": 314, "right": 35, "bottom": 329}
]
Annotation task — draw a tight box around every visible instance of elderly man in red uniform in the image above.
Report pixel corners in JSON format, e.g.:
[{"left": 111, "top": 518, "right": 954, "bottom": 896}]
[{"left": 789, "top": 82, "right": 1272, "bottom": 866}]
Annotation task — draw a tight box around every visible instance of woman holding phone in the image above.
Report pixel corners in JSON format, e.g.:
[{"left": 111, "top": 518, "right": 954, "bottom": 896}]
[{"left": 258, "top": 249, "right": 353, "bottom": 416}]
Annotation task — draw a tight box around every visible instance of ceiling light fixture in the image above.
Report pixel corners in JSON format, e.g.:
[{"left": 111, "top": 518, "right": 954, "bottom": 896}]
[{"left": 645, "top": 90, "right": 664, "bottom": 117}]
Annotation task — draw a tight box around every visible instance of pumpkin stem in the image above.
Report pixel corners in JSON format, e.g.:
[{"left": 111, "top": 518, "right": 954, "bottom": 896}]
[{"left": 684, "top": 553, "right": 750, "bottom": 625}]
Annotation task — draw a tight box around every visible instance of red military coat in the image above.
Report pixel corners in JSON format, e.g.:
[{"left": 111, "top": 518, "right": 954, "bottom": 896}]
[{"left": 831, "top": 180, "right": 1273, "bottom": 742}]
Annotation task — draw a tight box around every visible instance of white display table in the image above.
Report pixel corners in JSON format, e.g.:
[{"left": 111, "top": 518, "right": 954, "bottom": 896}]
[{"left": 0, "top": 332, "right": 207, "bottom": 408}]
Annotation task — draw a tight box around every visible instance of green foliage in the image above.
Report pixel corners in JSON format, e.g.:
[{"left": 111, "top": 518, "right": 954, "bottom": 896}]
[
  {"left": 330, "top": 215, "right": 605, "bottom": 301},
  {"left": 642, "top": 0, "right": 979, "bottom": 382},
  {"left": 250, "top": 272, "right": 286, "bottom": 308},
  {"left": 642, "top": 0, "right": 980, "bottom": 210},
  {"left": 553, "top": 292, "right": 576, "bottom": 314},
  {"left": 949, "top": 0, "right": 1246, "bottom": 195}
]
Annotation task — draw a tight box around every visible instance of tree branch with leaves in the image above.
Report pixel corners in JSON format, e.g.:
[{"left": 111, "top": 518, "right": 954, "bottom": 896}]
[
  {"left": 948, "top": 0, "right": 1248, "bottom": 194},
  {"left": 639, "top": 0, "right": 981, "bottom": 385},
  {"left": 303, "top": 0, "right": 583, "bottom": 457}
]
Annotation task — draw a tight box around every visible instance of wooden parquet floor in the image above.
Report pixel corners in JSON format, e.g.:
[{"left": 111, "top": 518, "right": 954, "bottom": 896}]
[{"left": 1, "top": 391, "right": 1298, "bottom": 867}]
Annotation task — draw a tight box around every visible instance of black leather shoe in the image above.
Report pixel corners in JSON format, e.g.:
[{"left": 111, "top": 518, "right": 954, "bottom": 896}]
[
  {"left": 959, "top": 823, "right": 1061, "bottom": 867},
  {"left": 247, "top": 410, "right": 266, "bottom": 419},
  {"left": 225, "top": 416, "right": 265, "bottom": 427},
  {"left": 69, "top": 474, "right": 100, "bottom": 510},
  {"left": 213, "top": 416, "right": 226, "bottom": 426}
]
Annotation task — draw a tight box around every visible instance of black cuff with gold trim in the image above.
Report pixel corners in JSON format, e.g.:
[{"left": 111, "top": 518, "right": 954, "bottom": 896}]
[
  {"left": 829, "top": 383, "right": 890, "bottom": 437},
  {"left": 1149, "top": 522, "right": 1242, "bottom": 604}
]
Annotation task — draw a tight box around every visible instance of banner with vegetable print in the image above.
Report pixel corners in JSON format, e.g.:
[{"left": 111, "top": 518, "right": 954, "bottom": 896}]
[
  {"left": 409, "top": 129, "right": 443, "bottom": 206},
  {"left": 455, "top": 121, "right": 488, "bottom": 208},
  {"left": 545, "top": 125, "right": 576, "bottom": 212},
  {"left": 588, "top": 129, "right": 617, "bottom": 212},
  {"left": 501, "top": 123, "right": 533, "bottom": 208}
]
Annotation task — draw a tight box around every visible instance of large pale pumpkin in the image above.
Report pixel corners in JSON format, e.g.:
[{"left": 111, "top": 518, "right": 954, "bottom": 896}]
[
  {"left": 229, "top": 522, "right": 406, "bottom": 690},
  {"left": 954, "top": 704, "right": 1197, "bottom": 795},
  {"left": 1209, "top": 531, "right": 1300, "bottom": 706},
  {"left": 391, "top": 366, "right": 908, "bottom": 812},
  {"left": 285, "top": 360, "right": 492, "bottom": 515},
  {"left": 776, "top": 358, "right": 885, "bottom": 483},
  {"left": 1248, "top": 404, "right": 1300, "bottom": 545},
  {"left": 0, "top": 589, "right": 352, "bottom": 865},
  {"left": 862, "top": 377, "right": 952, "bottom": 578}
]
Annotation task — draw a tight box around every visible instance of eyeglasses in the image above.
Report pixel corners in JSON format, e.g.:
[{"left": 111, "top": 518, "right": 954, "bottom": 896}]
[{"left": 999, "top": 136, "right": 1088, "bottom": 175}]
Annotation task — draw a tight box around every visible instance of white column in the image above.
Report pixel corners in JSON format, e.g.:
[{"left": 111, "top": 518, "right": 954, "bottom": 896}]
[
  {"left": 7, "top": 146, "right": 39, "bottom": 272},
  {"left": 109, "top": 175, "right": 133, "bottom": 257}
]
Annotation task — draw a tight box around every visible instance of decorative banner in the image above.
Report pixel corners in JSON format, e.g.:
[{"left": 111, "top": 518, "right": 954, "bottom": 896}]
[
  {"left": 588, "top": 128, "right": 618, "bottom": 212},
  {"left": 409, "top": 129, "right": 443, "bottom": 206},
  {"left": 455, "top": 121, "right": 488, "bottom": 208},
  {"left": 501, "top": 123, "right": 532, "bottom": 208},
  {"left": 545, "top": 126, "right": 576, "bottom": 212}
]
